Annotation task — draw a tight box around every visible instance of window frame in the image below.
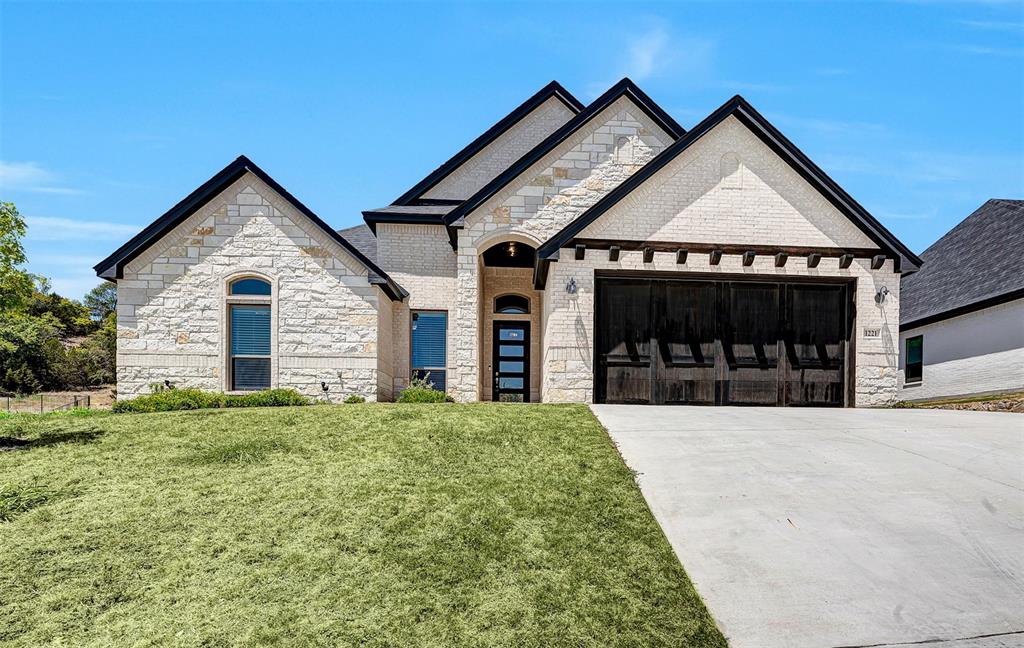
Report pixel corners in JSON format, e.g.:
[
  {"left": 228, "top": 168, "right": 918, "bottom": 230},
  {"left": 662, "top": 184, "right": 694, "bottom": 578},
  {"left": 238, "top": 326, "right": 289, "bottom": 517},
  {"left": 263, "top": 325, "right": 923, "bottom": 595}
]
[
  {"left": 905, "top": 335, "right": 923, "bottom": 384},
  {"left": 410, "top": 309, "right": 448, "bottom": 392},
  {"left": 224, "top": 273, "right": 275, "bottom": 393},
  {"left": 494, "top": 293, "right": 531, "bottom": 315}
]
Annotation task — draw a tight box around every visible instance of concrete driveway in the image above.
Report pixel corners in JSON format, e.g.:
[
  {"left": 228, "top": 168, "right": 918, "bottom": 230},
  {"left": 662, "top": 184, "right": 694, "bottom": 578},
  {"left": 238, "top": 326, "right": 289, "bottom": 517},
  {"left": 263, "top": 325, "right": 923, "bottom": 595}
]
[{"left": 592, "top": 405, "right": 1024, "bottom": 648}]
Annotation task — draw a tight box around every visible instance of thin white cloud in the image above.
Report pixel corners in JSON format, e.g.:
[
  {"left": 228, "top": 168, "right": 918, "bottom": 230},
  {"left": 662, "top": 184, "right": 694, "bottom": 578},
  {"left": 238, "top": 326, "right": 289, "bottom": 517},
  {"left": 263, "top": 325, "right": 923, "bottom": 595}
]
[
  {"left": 955, "top": 44, "right": 1024, "bottom": 56},
  {"left": 959, "top": 19, "right": 1024, "bottom": 32},
  {"left": 627, "top": 25, "right": 671, "bottom": 80},
  {"left": 48, "top": 274, "right": 107, "bottom": 300},
  {"left": 25, "top": 216, "right": 138, "bottom": 241},
  {"left": 0, "top": 161, "right": 84, "bottom": 195}
]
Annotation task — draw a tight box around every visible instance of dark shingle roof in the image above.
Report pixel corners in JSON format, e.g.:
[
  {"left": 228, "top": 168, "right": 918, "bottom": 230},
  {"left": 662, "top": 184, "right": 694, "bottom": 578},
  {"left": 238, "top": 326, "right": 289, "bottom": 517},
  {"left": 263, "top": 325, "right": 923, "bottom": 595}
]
[
  {"left": 337, "top": 224, "right": 378, "bottom": 265},
  {"left": 901, "top": 199, "right": 1024, "bottom": 327}
]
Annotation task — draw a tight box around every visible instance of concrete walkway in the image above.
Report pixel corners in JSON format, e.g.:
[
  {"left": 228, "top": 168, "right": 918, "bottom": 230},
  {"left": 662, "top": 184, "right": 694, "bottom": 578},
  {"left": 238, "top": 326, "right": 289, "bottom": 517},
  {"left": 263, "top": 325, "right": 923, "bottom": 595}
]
[{"left": 592, "top": 405, "right": 1024, "bottom": 648}]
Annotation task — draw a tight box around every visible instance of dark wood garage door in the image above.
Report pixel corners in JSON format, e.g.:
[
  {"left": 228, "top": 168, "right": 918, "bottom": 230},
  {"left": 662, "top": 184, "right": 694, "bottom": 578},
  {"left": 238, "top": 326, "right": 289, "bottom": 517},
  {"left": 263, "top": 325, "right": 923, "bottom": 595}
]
[{"left": 595, "top": 276, "right": 853, "bottom": 406}]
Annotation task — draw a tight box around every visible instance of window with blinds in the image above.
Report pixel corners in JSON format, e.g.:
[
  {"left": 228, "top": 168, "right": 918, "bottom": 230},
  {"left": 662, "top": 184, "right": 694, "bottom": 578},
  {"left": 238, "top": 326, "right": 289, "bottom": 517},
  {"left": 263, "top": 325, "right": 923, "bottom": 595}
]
[
  {"left": 411, "top": 311, "right": 447, "bottom": 391},
  {"left": 231, "top": 305, "right": 271, "bottom": 390}
]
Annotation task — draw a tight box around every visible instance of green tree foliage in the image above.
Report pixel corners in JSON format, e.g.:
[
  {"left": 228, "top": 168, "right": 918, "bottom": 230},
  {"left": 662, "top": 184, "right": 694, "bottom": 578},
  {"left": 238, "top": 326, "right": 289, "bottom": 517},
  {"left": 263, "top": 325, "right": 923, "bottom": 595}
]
[
  {"left": 0, "top": 202, "right": 34, "bottom": 312},
  {"left": 0, "top": 202, "right": 117, "bottom": 394},
  {"left": 84, "top": 282, "right": 117, "bottom": 321}
]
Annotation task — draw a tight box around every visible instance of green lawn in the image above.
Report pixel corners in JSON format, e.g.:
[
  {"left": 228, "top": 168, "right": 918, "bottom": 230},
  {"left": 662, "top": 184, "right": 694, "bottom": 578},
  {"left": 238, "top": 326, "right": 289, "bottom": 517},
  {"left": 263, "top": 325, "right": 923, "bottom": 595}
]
[{"left": 0, "top": 404, "right": 724, "bottom": 648}]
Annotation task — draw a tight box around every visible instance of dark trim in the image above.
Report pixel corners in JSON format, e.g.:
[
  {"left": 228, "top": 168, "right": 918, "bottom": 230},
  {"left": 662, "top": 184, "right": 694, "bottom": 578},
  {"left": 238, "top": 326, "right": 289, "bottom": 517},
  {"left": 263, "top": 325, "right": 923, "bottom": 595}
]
[
  {"left": 443, "top": 78, "right": 686, "bottom": 233},
  {"left": 775, "top": 253, "right": 788, "bottom": 267},
  {"left": 392, "top": 81, "right": 584, "bottom": 206},
  {"left": 742, "top": 251, "right": 756, "bottom": 266},
  {"left": 609, "top": 246, "right": 621, "bottom": 262},
  {"left": 93, "top": 155, "right": 408, "bottom": 301},
  {"left": 594, "top": 268, "right": 858, "bottom": 287},
  {"left": 900, "top": 288, "right": 1024, "bottom": 331},
  {"left": 536, "top": 94, "right": 922, "bottom": 272},
  {"left": 559, "top": 238, "right": 882, "bottom": 258},
  {"left": 361, "top": 210, "right": 447, "bottom": 234}
]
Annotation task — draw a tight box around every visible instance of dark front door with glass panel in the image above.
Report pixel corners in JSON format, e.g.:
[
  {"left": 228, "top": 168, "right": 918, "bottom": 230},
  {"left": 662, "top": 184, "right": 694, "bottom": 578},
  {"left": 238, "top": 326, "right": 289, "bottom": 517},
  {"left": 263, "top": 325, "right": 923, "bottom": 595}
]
[{"left": 493, "top": 321, "right": 530, "bottom": 402}]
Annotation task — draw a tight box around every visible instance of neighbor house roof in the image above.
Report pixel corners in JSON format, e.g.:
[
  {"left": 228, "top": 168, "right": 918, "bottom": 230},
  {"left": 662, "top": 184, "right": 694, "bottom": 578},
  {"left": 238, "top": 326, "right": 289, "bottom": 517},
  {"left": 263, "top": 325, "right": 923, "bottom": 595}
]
[
  {"left": 442, "top": 78, "right": 686, "bottom": 233},
  {"left": 900, "top": 199, "right": 1023, "bottom": 329},
  {"left": 93, "top": 155, "right": 407, "bottom": 301},
  {"left": 534, "top": 94, "right": 923, "bottom": 280},
  {"left": 391, "top": 80, "right": 584, "bottom": 206}
]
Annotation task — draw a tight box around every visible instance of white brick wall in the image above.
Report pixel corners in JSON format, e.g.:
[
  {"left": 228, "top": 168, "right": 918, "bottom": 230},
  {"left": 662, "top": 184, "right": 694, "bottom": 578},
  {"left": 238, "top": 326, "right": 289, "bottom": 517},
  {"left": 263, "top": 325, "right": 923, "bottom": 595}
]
[
  {"left": 375, "top": 223, "right": 457, "bottom": 393},
  {"left": 539, "top": 114, "right": 902, "bottom": 405},
  {"left": 117, "top": 172, "right": 387, "bottom": 402},
  {"left": 899, "top": 298, "right": 1024, "bottom": 400},
  {"left": 422, "top": 96, "right": 575, "bottom": 201}
]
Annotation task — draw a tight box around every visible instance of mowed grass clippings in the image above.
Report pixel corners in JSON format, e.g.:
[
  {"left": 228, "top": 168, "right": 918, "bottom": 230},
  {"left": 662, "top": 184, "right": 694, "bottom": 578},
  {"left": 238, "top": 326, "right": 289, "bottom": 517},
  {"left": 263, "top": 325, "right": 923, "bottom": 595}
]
[{"left": 0, "top": 404, "right": 725, "bottom": 648}]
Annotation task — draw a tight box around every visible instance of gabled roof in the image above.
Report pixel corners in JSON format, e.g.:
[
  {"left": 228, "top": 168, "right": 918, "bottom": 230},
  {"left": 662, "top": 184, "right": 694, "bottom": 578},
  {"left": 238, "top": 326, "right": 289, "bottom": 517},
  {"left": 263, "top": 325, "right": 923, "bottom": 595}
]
[
  {"left": 392, "top": 81, "right": 584, "bottom": 206},
  {"left": 442, "top": 78, "right": 686, "bottom": 231},
  {"left": 901, "top": 199, "right": 1023, "bottom": 329},
  {"left": 93, "top": 155, "right": 407, "bottom": 301},
  {"left": 535, "top": 94, "right": 923, "bottom": 274}
]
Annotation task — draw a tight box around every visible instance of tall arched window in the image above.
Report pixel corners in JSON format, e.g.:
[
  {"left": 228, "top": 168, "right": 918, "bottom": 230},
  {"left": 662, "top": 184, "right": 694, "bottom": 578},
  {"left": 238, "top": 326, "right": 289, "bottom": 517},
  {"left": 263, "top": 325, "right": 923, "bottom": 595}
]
[
  {"left": 227, "top": 276, "right": 272, "bottom": 391},
  {"left": 495, "top": 294, "right": 530, "bottom": 314}
]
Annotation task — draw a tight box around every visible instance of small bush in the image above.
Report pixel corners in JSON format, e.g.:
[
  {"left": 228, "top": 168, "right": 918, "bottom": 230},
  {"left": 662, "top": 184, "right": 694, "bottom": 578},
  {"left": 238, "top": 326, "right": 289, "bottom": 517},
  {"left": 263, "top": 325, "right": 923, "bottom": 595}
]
[
  {"left": 344, "top": 395, "right": 366, "bottom": 404},
  {"left": 113, "top": 388, "right": 309, "bottom": 413},
  {"left": 397, "top": 375, "right": 453, "bottom": 403}
]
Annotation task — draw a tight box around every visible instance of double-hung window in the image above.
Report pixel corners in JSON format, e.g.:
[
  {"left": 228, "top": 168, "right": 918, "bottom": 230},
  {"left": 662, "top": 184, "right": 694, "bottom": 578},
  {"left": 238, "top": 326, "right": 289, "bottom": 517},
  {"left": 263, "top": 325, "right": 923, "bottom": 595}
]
[
  {"left": 228, "top": 277, "right": 272, "bottom": 391},
  {"left": 905, "top": 335, "right": 923, "bottom": 384},
  {"left": 411, "top": 311, "right": 447, "bottom": 392}
]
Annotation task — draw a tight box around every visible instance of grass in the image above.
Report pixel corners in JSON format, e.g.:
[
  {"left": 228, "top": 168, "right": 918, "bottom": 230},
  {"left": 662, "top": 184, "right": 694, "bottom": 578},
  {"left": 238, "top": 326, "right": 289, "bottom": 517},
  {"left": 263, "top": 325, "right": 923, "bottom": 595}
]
[{"left": 0, "top": 404, "right": 724, "bottom": 648}]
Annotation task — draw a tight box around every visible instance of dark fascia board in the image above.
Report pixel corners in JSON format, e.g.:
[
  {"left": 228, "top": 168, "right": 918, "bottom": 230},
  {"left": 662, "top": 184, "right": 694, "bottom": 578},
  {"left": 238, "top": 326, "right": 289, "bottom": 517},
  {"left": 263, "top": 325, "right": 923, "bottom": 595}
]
[
  {"left": 392, "top": 81, "right": 585, "bottom": 206},
  {"left": 93, "top": 155, "right": 408, "bottom": 301},
  {"left": 900, "top": 287, "right": 1024, "bottom": 331},
  {"left": 536, "top": 95, "right": 923, "bottom": 274},
  {"left": 442, "top": 77, "right": 687, "bottom": 233},
  {"left": 361, "top": 209, "right": 447, "bottom": 234}
]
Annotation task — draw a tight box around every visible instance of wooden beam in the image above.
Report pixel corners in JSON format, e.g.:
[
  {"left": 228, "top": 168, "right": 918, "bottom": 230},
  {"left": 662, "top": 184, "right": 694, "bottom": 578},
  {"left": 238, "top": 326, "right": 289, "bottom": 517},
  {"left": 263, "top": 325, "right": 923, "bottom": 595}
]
[
  {"left": 742, "top": 251, "right": 756, "bottom": 266},
  {"left": 871, "top": 254, "right": 886, "bottom": 270},
  {"left": 565, "top": 238, "right": 880, "bottom": 259},
  {"left": 574, "top": 244, "right": 585, "bottom": 261},
  {"left": 608, "top": 245, "right": 620, "bottom": 262},
  {"left": 775, "top": 252, "right": 788, "bottom": 267},
  {"left": 676, "top": 249, "right": 688, "bottom": 264},
  {"left": 839, "top": 254, "right": 854, "bottom": 269},
  {"left": 807, "top": 253, "right": 821, "bottom": 268},
  {"left": 710, "top": 249, "right": 723, "bottom": 265},
  {"left": 643, "top": 247, "right": 654, "bottom": 263}
]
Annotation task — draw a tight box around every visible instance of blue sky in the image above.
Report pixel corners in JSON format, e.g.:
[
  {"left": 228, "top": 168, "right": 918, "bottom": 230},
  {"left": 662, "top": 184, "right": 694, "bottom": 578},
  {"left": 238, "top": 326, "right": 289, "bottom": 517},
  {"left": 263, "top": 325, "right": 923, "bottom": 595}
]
[{"left": 2, "top": 1, "right": 1021, "bottom": 299}]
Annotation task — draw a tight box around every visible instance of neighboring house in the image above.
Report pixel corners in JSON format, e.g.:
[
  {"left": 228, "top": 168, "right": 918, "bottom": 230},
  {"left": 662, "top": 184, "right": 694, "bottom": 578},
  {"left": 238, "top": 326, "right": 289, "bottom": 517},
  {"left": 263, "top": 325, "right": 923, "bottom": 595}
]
[
  {"left": 898, "top": 199, "right": 1023, "bottom": 400},
  {"left": 95, "top": 78, "right": 921, "bottom": 406}
]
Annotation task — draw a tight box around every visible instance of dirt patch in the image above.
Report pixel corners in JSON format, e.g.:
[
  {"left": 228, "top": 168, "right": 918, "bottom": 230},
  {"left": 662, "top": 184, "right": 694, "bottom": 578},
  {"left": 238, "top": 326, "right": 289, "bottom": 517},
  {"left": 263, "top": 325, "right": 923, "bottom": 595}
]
[{"left": 897, "top": 392, "right": 1024, "bottom": 413}]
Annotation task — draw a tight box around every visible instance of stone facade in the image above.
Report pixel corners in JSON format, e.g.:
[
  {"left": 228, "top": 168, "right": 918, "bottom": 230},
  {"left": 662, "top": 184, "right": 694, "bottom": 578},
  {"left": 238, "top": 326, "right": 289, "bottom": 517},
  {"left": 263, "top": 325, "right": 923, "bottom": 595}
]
[
  {"left": 450, "top": 97, "right": 675, "bottom": 401},
  {"left": 116, "top": 172, "right": 387, "bottom": 402},
  {"left": 422, "top": 96, "right": 575, "bottom": 201}
]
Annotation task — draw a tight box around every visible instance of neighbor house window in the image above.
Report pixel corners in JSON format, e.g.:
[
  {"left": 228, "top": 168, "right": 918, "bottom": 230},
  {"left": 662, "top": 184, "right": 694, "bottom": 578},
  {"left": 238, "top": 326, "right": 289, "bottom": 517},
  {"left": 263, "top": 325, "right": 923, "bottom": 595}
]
[
  {"left": 495, "top": 294, "right": 530, "bottom": 314},
  {"left": 411, "top": 311, "right": 447, "bottom": 392},
  {"left": 228, "top": 277, "right": 272, "bottom": 391},
  {"left": 905, "top": 335, "right": 923, "bottom": 383}
]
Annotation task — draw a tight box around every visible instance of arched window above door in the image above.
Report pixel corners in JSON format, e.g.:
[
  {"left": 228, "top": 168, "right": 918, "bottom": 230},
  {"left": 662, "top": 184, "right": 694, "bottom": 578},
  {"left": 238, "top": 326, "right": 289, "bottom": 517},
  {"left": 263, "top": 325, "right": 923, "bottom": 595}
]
[{"left": 495, "top": 294, "right": 530, "bottom": 314}]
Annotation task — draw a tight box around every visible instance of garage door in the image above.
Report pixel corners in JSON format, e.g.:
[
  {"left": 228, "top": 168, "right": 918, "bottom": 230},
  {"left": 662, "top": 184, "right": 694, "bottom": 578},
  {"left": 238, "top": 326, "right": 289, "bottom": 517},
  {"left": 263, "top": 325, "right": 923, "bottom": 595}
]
[{"left": 595, "top": 276, "right": 853, "bottom": 406}]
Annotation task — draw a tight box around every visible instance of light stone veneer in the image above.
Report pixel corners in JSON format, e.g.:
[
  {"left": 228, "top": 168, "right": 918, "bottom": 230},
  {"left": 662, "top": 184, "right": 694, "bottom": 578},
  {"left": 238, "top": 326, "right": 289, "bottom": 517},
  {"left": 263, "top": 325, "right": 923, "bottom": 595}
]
[
  {"left": 450, "top": 97, "right": 675, "bottom": 401},
  {"left": 541, "top": 115, "right": 901, "bottom": 405},
  {"left": 422, "top": 96, "right": 576, "bottom": 201},
  {"left": 116, "top": 172, "right": 389, "bottom": 402}
]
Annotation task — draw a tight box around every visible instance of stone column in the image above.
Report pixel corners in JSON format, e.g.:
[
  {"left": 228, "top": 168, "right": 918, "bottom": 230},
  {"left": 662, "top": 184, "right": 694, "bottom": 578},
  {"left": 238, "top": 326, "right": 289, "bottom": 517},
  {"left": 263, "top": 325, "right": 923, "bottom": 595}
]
[{"left": 451, "top": 231, "right": 481, "bottom": 401}]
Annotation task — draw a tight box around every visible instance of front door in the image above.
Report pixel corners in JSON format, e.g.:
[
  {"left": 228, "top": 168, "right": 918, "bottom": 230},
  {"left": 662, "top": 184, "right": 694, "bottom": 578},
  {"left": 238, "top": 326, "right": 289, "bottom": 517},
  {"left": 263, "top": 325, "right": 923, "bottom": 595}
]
[{"left": 492, "top": 321, "right": 530, "bottom": 402}]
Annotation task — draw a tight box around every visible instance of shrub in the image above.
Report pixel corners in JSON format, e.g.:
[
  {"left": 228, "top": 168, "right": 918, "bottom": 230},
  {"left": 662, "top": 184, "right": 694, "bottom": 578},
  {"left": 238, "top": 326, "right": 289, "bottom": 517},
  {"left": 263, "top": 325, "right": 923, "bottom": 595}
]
[
  {"left": 344, "top": 395, "right": 366, "bottom": 404},
  {"left": 113, "top": 388, "right": 309, "bottom": 413},
  {"left": 397, "top": 375, "right": 453, "bottom": 403}
]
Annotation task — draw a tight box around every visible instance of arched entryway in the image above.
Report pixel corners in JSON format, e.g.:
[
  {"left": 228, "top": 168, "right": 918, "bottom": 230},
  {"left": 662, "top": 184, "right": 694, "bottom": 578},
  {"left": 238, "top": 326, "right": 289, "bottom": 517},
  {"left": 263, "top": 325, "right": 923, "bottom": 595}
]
[{"left": 479, "top": 239, "right": 541, "bottom": 402}]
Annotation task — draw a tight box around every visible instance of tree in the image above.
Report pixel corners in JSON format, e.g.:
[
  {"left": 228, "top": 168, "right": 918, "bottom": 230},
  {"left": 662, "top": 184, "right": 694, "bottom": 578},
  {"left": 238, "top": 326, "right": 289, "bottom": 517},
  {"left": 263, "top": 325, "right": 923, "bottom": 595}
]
[
  {"left": 0, "top": 202, "right": 34, "bottom": 312},
  {"left": 84, "top": 282, "right": 117, "bottom": 321}
]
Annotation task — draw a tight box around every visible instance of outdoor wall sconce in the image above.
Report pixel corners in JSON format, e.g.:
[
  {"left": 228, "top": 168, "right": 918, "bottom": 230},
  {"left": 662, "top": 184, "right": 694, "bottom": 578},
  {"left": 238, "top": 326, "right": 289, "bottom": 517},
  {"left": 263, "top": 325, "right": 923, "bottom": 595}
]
[
  {"left": 566, "top": 278, "right": 578, "bottom": 295},
  {"left": 321, "top": 381, "right": 329, "bottom": 394},
  {"left": 875, "top": 286, "right": 890, "bottom": 304}
]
